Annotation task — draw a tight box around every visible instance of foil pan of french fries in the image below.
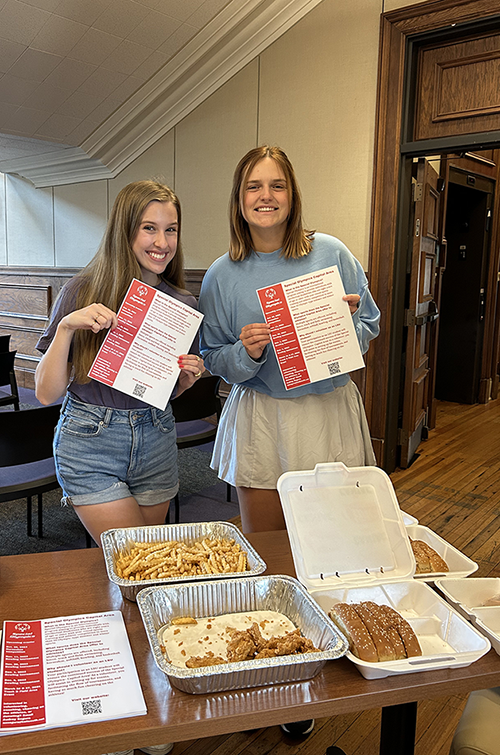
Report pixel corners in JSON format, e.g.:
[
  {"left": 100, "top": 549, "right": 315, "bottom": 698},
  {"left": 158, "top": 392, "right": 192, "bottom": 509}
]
[
  {"left": 101, "top": 522, "right": 267, "bottom": 601},
  {"left": 137, "top": 574, "right": 348, "bottom": 693}
]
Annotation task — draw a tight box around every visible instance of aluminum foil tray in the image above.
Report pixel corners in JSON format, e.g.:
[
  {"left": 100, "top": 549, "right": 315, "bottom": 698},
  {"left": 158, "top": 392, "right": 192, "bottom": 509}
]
[
  {"left": 137, "top": 574, "right": 348, "bottom": 693},
  {"left": 101, "top": 521, "right": 266, "bottom": 602}
]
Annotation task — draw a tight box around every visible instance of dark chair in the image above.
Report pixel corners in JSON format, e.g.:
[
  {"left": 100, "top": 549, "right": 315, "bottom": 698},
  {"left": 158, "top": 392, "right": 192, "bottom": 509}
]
[
  {"left": 0, "top": 350, "right": 20, "bottom": 411},
  {"left": 0, "top": 403, "right": 91, "bottom": 546},
  {"left": 0, "top": 335, "right": 11, "bottom": 352},
  {"left": 169, "top": 374, "right": 232, "bottom": 523}
]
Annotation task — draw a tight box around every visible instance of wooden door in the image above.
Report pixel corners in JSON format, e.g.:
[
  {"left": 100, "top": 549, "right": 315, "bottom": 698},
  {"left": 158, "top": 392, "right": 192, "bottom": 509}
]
[{"left": 399, "top": 159, "right": 440, "bottom": 468}]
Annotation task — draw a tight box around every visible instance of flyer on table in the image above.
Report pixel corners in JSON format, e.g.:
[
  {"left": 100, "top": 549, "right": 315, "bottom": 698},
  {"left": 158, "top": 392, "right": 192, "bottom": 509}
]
[
  {"left": 257, "top": 265, "right": 364, "bottom": 391},
  {"left": 0, "top": 611, "right": 146, "bottom": 734},
  {"left": 88, "top": 278, "right": 204, "bottom": 409}
]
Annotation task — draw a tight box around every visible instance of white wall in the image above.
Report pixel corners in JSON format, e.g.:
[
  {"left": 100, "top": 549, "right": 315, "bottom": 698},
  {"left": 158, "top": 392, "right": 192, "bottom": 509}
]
[{"left": 0, "top": 0, "right": 423, "bottom": 273}]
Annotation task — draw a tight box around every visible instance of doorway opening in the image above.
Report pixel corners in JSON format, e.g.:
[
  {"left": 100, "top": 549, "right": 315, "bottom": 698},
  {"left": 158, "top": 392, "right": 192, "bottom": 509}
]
[{"left": 435, "top": 169, "right": 493, "bottom": 405}]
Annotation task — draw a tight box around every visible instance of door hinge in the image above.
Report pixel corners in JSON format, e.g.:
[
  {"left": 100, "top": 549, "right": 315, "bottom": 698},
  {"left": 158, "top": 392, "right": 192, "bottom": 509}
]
[
  {"left": 415, "top": 218, "right": 420, "bottom": 237},
  {"left": 413, "top": 182, "right": 423, "bottom": 202},
  {"left": 398, "top": 427, "right": 408, "bottom": 445}
]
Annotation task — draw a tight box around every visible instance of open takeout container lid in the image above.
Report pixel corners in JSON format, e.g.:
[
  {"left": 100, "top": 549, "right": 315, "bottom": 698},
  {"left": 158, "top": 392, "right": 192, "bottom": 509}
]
[{"left": 277, "top": 462, "right": 415, "bottom": 591}]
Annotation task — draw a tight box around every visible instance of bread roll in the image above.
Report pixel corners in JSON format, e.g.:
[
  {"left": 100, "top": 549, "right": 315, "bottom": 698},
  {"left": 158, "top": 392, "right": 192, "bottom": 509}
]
[
  {"left": 352, "top": 603, "right": 397, "bottom": 662},
  {"left": 378, "top": 604, "right": 422, "bottom": 658},
  {"left": 410, "top": 538, "right": 449, "bottom": 574},
  {"left": 329, "top": 601, "right": 422, "bottom": 662},
  {"left": 329, "top": 602, "right": 378, "bottom": 663},
  {"left": 361, "top": 600, "right": 406, "bottom": 660}
]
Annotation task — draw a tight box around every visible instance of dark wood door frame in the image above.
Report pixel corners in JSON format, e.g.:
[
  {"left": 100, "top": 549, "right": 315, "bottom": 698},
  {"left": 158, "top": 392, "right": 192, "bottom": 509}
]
[{"left": 366, "top": 0, "right": 500, "bottom": 473}]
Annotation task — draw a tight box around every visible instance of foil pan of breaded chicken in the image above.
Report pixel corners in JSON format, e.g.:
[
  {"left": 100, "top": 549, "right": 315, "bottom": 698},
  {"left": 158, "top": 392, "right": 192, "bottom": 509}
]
[{"left": 137, "top": 575, "right": 348, "bottom": 693}]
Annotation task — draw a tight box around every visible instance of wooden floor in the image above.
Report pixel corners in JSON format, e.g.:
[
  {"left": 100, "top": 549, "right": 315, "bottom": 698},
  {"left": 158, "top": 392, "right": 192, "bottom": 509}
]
[{"left": 160, "top": 398, "right": 500, "bottom": 755}]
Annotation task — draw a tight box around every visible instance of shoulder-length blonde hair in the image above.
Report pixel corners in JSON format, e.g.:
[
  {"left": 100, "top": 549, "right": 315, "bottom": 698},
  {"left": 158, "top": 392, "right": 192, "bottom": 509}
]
[
  {"left": 72, "top": 180, "right": 185, "bottom": 382},
  {"left": 229, "top": 145, "right": 313, "bottom": 261}
]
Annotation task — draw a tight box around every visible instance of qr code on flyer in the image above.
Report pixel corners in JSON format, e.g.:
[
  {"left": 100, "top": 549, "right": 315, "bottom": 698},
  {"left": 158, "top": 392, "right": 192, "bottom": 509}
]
[
  {"left": 81, "top": 699, "right": 102, "bottom": 716},
  {"left": 327, "top": 361, "right": 341, "bottom": 376},
  {"left": 133, "top": 384, "right": 147, "bottom": 399}
]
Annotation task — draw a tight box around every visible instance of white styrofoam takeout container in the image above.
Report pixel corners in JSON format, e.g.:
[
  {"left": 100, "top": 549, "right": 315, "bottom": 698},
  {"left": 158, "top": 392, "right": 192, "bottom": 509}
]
[
  {"left": 402, "top": 511, "right": 419, "bottom": 526},
  {"left": 312, "top": 580, "right": 490, "bottom": 678},
  {"left": 435, "top": 578, "right": 500, "bottom": 656},
  {"left": 407, "top": 525, "right": 478, "bottom": 580},
  {"left": 277, "top": 462, "right": 487, "bottom": 678}
]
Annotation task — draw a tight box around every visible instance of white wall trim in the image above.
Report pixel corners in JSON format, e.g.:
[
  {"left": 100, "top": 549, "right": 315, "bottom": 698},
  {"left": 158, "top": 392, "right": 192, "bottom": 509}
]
[{"left": 1, "top": 0, "right": 323, "bottom": 188}]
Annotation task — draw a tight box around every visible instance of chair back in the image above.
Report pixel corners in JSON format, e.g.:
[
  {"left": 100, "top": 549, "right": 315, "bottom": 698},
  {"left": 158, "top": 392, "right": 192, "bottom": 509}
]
[
  {"left": 0, "top": 404, "right": 62, "bottom": 468},
  {"left": 0, "top": 335, "right": 11, "bottom": 352},
  {"left": 170, "top": 374, "right": 221, "bottom": 423},
  {"left": 0, "top": 350, "right": 16, "bottom": 389}
]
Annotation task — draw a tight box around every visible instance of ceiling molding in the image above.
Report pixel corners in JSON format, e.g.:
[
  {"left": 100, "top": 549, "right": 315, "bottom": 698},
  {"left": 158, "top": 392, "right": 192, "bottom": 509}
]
[{"left": 0, "top": 0, "right": 323, "bottom": 188}]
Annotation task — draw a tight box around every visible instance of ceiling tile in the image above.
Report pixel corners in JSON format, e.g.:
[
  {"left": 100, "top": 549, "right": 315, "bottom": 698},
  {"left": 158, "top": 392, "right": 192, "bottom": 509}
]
[
  {"left": 43, "top": 56, "right": 96, "bottom": 90},
  {"left": 53, "top": 0, "right": 109, "bottom": 26},
  {"left": 0, "top": 73, "right": 38, "bottom": 105},
  {"left": 78, "top": 66, "right": 127, "bottom": 98},
  {"left": 56, "top": 86, "right": 106, "bottom": 118},
  {"left": 92, "top": 0, "right": 149, "bottom": 39},
  {"left": 158, "top": 0, "right": 205, "bottom": 23},
  {"left": 132, "top": 49, "right": 169, "bottom": 82},
  {"left": 2, "top": 104, "right": 53, "bottom": 135},
  {"left": 0, "top": 132, "right": 63, "bottom": 159},
  {"left": 35, "top": 111, "right": 81, "bottom": 138},
  {"left": 133, "top": 0, "right": 161, "bottom": 10},
  {"left": 7, "top": 48, "right": 63, "bottom": 82},
  {"left": 0, "top": 37, "right": 25, "bottom": 74},
  {"left": 0, "top": 0, "right": 52, "bottom": 46},
  {"left": 22, "top": 0, "right": 60, "bottom": 10},
  {"left": 187, "top": 0, "right": 233, "bottom": 28},
  {"left": 28, "top": 81, "right": 69, "bottom": 110},
  {"left": 157, "top": 23, "right": 197, "bottom": 57},
  {"left": 68, "top": 27, "right": 123, "bottom": 65},
  {"left": 101, "top": 39, "right": 153, "bottom": 76},
  {"left": 64, "top": 116, "right": 99, "bottom": 145},
  {"left": 31, "top": 14, "right": 89, "bottom": 56},
  {"left": 127, "top": 9, "right": 181, "bottom": 50},
  {"left": 0, "top": 102, "right": 20, "bottom": 129},
  {"left": 106, "top": 74, "right": 142, "bottom": 104},
  {"left": 87, "top": 96, "right": 121, "bottom": 123}
]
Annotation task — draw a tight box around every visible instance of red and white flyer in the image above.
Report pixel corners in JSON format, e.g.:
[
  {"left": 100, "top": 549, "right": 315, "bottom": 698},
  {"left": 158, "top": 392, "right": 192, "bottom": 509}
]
[
  {"left": 0, "top": 611, "right": 146, "bottom": 734},
  {"left": 88, "top": 278, "right": 204, "bottom": 409},
  {"left": 257, "top": 265, "right": 364, "bottom": 391}
]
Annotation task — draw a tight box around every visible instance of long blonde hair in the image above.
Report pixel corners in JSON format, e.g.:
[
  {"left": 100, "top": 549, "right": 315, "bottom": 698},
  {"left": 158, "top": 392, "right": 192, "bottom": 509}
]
[
  {"left": 73, "top": 180, "right": 185, "bottom": 382},
  {"left": 229, "top": 145, "right": 313, "bottom": 261}
]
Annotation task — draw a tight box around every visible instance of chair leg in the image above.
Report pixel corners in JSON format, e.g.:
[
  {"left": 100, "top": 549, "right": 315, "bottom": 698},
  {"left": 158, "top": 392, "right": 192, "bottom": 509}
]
[
  {"left": 27, "top": 496, "right": 32, "bottom": 537},
  {"left": 37, "top": 493, "right": 43, "bottom": 538},
  {"left": 174, "top": 493, "right": 180, "bottom": 523},
  {"left": 85, "top": 529, "right": 92, "bottom": 548},
  {"left": 226, "top": 483, "right": 232, "bottom": 502}
]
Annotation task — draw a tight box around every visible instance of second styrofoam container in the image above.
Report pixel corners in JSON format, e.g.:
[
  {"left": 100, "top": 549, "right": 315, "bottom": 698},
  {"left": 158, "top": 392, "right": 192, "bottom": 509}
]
[{"left": 435, "top": 578, "right": 500, "bottom": 655}]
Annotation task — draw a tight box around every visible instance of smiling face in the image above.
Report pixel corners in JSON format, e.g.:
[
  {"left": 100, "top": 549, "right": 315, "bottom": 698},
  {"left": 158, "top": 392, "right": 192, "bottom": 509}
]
[
  {"left": 241, "top": 157, "right": 290, "bottom": 251},
  {"left": 131, "top": 200, "right": 178, "bottom": 285}
]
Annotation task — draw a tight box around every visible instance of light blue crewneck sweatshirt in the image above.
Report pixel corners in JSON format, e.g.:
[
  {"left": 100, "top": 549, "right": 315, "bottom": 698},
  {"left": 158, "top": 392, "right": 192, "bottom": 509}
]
[{"left": 199, "top": 233, "right": 380, "bottom": 399}]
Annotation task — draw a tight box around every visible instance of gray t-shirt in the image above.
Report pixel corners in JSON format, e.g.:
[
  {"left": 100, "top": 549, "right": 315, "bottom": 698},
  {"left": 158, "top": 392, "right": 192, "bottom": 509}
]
[{"left": 36, "top": 276, "right": 199, "bottom": 410}]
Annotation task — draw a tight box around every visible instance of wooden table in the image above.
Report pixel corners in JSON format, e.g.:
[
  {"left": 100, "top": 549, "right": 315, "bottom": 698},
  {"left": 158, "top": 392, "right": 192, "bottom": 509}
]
[{"left": 1, "top": 531, "right": 500, "bottom": 755}]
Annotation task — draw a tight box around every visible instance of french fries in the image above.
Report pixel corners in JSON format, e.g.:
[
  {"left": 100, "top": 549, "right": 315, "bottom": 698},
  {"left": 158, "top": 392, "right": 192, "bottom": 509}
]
[{"left": 114, "top": 537, "right": 249, "bottom": 581}]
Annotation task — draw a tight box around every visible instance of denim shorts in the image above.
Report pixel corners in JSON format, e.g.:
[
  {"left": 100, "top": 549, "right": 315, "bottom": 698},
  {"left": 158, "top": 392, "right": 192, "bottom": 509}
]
[{"left": 53, "top": 395, "right": 179, "bottom": 506}]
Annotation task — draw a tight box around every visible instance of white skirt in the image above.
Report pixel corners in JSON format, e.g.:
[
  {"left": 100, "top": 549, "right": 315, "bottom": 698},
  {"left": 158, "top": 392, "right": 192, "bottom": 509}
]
[{"left": 211, "top": 380, "right": 376, "bottom": 489}]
